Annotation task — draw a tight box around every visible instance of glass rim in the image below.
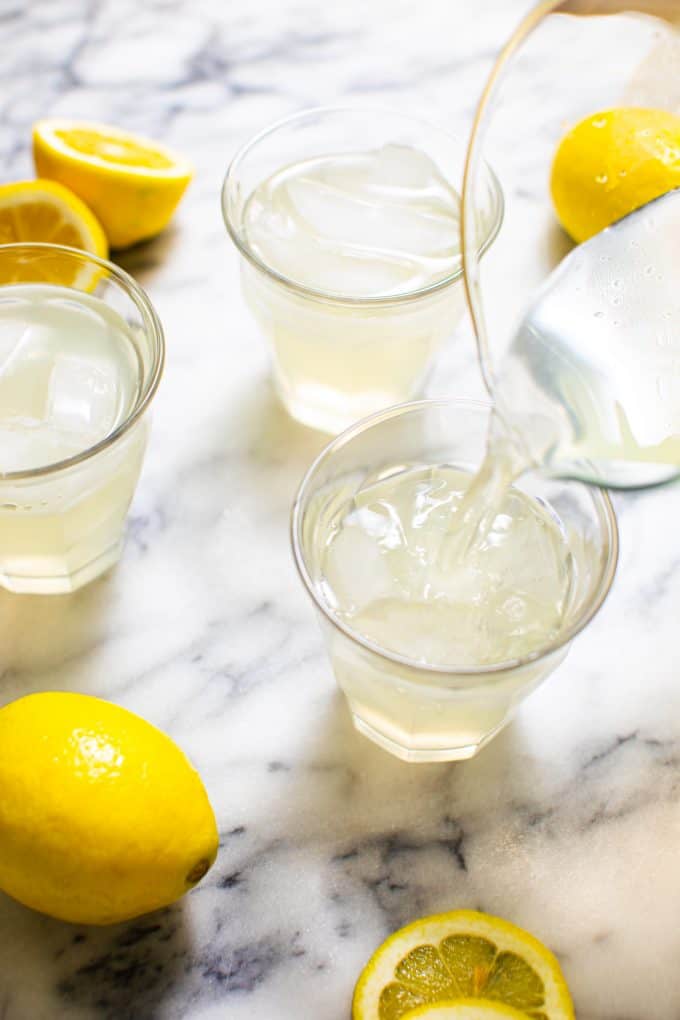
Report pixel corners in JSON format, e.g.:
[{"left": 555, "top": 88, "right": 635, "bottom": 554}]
[
  {"left": 290, "top": 397, "right": 619, "bottom": 678},
  {"left": 0, "top": 242, "right": 165, "bottom": 482},
  {"left": 221, "top": 104, "right": 505, "bottom": 307}
]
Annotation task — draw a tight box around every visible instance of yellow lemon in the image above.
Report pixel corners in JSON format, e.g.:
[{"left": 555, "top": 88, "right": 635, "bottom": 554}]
[
  {"left": 0, "top": 178, "right": 108, "bottom": 286},
  {"left": 353, "top": 910, "right": 574, "bottom": 1020},
  {"left": 550, "top": 107, "right": 680, "bottom": 243},
  {"left": 402, "top": 1003, "right": 531, "bottom": 1020},
  {"left": 0, "top": 692, "right": 218, "bottom": 925},
  {"left": 33, "top": 119, "right": 193, "bottom": 249}
]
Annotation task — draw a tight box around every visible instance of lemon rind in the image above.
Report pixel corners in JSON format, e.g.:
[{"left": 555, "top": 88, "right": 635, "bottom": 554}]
[
  {"left": 33, "top": 118, "right": 194, "bottom": 181},
  {"left": 352, "top": 910, "right": 575, "bottom": 1020}
]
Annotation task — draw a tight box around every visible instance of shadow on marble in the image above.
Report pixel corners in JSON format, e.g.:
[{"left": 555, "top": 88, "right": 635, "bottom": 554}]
[
  {"left": 283, "top": 681, "right": 537, "bottom": 845},
  {"left": 0, "top": 892, "right": 190, "bottom": 1020},
  {"left": 0, "top": 574, "right": 117, "bottom": 702},
  {"left": 543, "top": 219, "right": 574, "bottom": 272},
  {"left": 260, "top": 687, "right": 551, "bottom": 949},
  {"left": 238, "top": 379, "right": 329, "bottom": 470},
  {"left": 112, "top": 226, "right": 183, "bottom": 286},
  {"left": 302, "top": 683, "right": 530, "bottom": 782}
]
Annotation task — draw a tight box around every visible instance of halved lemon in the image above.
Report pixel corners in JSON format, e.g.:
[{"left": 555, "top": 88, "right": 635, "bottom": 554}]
[
  {"left": 33, "top": 119, "right": 193, "bottom": 249},
  {"left": 352, "top": 910, "right": 574, "bottom": 1020},
  {"left": 0, "top": 179, "right": 107, "bottom": 285},
  {"left": 403, "top": 1002, "right": 531, "bottom": 1020},
  {"left": 551, "top": 107, "right": 680, "bottom": 243}
]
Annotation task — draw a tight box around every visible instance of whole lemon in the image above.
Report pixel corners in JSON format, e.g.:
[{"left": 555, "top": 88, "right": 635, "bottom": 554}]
[
  {"left": 0, "top": 692, "right": 218, "bottom": 925},
  {"left": 550, "top": 107, "right": 680, "bottom": 242}
]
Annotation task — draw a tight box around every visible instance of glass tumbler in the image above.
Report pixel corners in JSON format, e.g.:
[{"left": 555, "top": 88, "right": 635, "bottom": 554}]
[
  {"left": 0, "top": 243, "right": 164, "bottom": 594},
  {"left": 222, "top": 107, "right": 503, "bottom": 435},
  {"left": 292, "top": 399, "right": 618, "bottom": 763}
]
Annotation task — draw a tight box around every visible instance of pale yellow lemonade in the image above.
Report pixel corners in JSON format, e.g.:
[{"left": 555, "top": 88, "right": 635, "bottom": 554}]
[
  {"left": 315, "top": 459, "right": 574, "bottom": 753},
  {"left": 241, "top": 144, "right": 473, "bottom": 433},
  {"left": 322, "top": 465, "right": 571, "bottom": 664},
  {"left": 0, "top": 284, "right": 147, "bottom": 592}
]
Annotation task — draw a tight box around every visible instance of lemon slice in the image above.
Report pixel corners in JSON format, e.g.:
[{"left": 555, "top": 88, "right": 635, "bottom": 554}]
[
  {"left": 33, "top": 119, "right": 193, "bottom": 249},
  {"left": 0, "top": 179, "right": 108, "bottom": 285},
  {"left": 403, "top": 1002, "right": 531, "bottom": 1020},
  {"left": 550, "top": 107, "right": 680, "bottom": 243},
  {"left": 352, "top": 910, "right": 574, "bottom": 1020}
]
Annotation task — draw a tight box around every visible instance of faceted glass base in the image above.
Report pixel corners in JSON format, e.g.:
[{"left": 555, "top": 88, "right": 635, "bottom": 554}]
[
  {"left": 350, "top": 710, "right": 508, "bottom": 764},
  {"left": 0, "top": 539, "right": 123, "bottom": 595}
]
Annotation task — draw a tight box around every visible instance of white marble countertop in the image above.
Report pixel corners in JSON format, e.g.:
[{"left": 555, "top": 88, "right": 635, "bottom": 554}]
[{"left": 1, "top": 1, "right": 679, "bottom": 1018}]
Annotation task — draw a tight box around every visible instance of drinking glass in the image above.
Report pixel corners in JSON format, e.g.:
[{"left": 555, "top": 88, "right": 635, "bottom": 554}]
[
  {"left": 223, "top": 107, "right": 503, "bottom": 435},
  {"left": 0, "top": 243, "right": 164, "bottom": 594},
  {"left": 292, "top": 399, "right": 618, "bottom": 763}
]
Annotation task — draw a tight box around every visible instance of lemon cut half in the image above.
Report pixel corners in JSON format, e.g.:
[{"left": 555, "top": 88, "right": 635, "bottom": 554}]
[
  {"left": 33, "top": 119, "right": 193, "bottom": 248},
  {"left": 353, "top": 910, "right": 574, "bottom": 1020}
]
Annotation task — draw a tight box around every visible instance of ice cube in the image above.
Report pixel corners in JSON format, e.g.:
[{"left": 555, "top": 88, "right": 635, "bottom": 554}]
[
  {"left": 47, "top": 355, "right": 120, "bottom": 437},
  {"left": 0, "top": 320, "right": 53, "bottom": 423},
  {"left": 244, "top": 144, "right": 461, "bottom": 296},
  {"left": 322, "top": 521, "right": 401, "bottom": 612},
  {"left": 0, "top": 421, "right": 86, "bottom": 472},
  {"left": 0, "top": 317, "right": 30, "bottom": 371},
  {"left": 0, "top": 423, "right": 44, "bottom": 473},
  {"left": 286, "top": 166, "right": 457, "bottom": 258}
]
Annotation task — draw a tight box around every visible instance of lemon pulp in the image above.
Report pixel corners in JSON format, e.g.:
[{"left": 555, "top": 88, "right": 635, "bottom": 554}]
[{"left": 353, "top": 911, "right": 574, "bottom": 1020}]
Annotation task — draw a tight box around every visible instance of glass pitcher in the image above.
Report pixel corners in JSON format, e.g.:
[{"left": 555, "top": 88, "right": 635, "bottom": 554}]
[{"left": 461, "top": 0, "right": 680, "bottom": 487}]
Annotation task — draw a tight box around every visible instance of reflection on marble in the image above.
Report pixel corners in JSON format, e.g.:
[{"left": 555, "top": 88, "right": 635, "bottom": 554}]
[{"left": 0, "top": 1, "right": 679, "bottom": 1018}]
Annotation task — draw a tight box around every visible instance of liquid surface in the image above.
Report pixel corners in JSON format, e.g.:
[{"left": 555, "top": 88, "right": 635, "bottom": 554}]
[
  {"left": 243, "top": 144, "right": 462, "bottom": 298},
  {"left": 318, "top": 465, "right": 572, "bottom": 667},
  {"left": 0, "top": 284, "right": 140, "bottom": 472}
]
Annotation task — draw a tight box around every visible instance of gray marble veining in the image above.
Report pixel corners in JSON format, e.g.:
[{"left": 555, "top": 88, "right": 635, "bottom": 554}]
[{"left": 0, "top": 1, "right": 678, "bottom": 1018}]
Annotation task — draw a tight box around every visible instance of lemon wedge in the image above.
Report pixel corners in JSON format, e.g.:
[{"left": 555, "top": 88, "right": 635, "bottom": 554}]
[
  {"left": 550, "top": 107, "right": 680, "bottom": 242},
  {"left": 352, "top": 910, "right": 574, "bottom": 1020},
  {"left": 33, "top": 119, "right": 193, "bottom": 249},
  {"left": 0, "top": 178, "right": 108, "bottom": 284},
  {"left": 402, "top": 1002, "right": 531, "bottom": 1020}
]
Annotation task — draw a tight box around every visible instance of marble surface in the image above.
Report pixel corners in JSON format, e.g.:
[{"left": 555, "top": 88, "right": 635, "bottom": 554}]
[{"left": 0, "top": 1, "right": 679, "bottom": 1018}]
